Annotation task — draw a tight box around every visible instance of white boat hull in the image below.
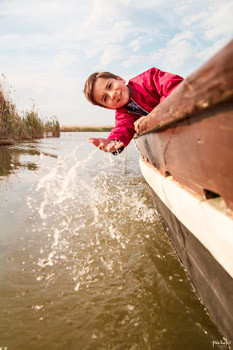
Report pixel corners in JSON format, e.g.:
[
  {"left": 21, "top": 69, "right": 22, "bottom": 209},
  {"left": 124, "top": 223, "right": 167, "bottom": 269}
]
[{"left": 139, "top": 158, "right": 233, "bottom": 342}]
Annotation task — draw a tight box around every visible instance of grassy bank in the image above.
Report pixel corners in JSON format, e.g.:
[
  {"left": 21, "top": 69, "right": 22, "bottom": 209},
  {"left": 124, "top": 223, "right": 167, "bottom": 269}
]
[
  {"left": 60, "top": 125, "right": 113, "bottom": 132},
  {"left": 0, "top": 79, "right": 60, "bottom": 145}
]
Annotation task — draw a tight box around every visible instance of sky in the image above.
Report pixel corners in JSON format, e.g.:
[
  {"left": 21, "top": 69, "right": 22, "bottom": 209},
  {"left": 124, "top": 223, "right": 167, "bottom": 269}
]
[{"left": 0, "top": 0, "right": 232, "bottom": 126}]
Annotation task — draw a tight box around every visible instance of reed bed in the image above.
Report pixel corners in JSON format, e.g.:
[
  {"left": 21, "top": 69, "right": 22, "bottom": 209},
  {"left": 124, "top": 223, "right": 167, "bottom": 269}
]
[
  {"left": 0, "top": 76, "right": 60, "bottom": 145},
  {"left": 60, "top": 125, "right": 113, "bottom": 132}
]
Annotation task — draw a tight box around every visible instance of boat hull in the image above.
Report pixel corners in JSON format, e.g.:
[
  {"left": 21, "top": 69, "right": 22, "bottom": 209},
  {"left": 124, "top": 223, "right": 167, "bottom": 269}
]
[
  {"left": 134, "top": 39, "right": 233, "bottom": 343},
  {"left": 139, "top": 158, "right": 233, "bottom": 342}
]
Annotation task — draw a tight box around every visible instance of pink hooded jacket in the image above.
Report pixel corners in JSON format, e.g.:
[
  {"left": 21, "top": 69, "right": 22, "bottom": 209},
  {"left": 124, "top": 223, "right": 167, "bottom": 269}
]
[{"left": 107, "top": 67, "right": 183, "bottom": 147}]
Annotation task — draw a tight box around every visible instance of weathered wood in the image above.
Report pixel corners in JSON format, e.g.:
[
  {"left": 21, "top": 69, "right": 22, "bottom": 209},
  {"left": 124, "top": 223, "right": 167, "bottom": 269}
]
[
  {"left": 136, "top": 103, "right": 233, "bottom": 211},
  {"left": 135, "top": 39, "right": 233, "bottom": 135}
]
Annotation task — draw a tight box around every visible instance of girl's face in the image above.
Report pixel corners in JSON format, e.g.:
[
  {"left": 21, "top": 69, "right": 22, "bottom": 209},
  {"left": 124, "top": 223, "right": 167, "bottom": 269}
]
[{"left": 92, "top": 76, "right": 130, "bottom": 109}]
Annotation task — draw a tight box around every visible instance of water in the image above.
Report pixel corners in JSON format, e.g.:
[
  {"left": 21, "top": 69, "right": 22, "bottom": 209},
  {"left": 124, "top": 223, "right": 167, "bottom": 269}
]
[{"left": 0, "top": 133, "right": 224, "bottom": 350}]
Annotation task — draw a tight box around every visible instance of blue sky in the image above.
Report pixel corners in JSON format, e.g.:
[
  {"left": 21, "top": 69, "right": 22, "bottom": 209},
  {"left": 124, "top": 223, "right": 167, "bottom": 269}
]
[{"left": 0, "top": 0, "right": 232, "bottom": 126}]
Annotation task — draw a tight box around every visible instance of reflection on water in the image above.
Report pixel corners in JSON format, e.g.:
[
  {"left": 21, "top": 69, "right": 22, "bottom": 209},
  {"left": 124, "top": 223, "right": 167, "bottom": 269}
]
[
  {"left": 0, "top": 133, "right": 225, "bottom": 350},
  {"left": 0, "top": 141, "right": 57, "bottom": 177}
]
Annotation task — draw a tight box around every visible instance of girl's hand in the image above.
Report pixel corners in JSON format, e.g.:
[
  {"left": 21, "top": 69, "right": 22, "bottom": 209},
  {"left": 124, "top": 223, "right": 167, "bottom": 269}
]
[{"left": 88, "top": 138, "right": 124, "bottom": 152}]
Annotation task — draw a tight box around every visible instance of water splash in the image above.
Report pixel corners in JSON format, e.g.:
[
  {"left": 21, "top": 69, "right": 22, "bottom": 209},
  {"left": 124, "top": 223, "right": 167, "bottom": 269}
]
[
  {"left": 27, "top": 143, "right": 158, "bottom": 292},
  {"left": 1, "top": 136, "right": 222, "bottom": 350}
]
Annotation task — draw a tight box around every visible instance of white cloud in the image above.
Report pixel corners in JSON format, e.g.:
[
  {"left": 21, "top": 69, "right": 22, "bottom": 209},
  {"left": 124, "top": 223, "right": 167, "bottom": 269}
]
[
  {"left": 196, "top": 38, "right": 230, "bottom": 61},
  {"left": 0, "top": 33, "right": 57, "bottom": 51},
  {"left": 181, "top": 0, "right": 233, "bottom": 41},
  {"left": 0, "top": 0, "right": 87, "bottom": 18},
  {"left": 76, "top": 0, "right": 130, "bottom": 40},
  {"left": 99, "top": 45, "right": 125, "bottom": 68},
  {"left": 1, "top": 1, "right": 61, "bottom": 17},
  {"left": 122, "top": 29, "right": 218, "bottom": 77},
  {"left": 129, "top": 37, "right": 144, "bottom": 52},
  {"left": 182, "top": 11, "right": 208, "bottom": 27},
  {"left": 91, "top": 21, "right": 132, "bottom": 48},
  {"left": 1, "top": 66, "right": 114, "bottom": 125},
  {"left": 158, "top": 38, "right": 198, "bottom": 76},
  {"left": 202, "top": 1, "right": 233, "bottom": 41},
  {"left": 54, "top": 52, "right": 77, "bottom": 70}
]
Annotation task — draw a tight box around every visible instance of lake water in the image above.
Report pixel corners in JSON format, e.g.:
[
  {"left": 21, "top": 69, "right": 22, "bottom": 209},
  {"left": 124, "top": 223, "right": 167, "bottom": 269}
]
[{"left": 0, "top": 132, "right": 224, "bottom": 350}]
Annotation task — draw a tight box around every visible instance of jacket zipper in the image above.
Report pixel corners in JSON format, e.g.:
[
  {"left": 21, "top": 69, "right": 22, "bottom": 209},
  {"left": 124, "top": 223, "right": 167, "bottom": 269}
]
[{"left": 130, "top": 97, "right": 149, "bottom": 115}]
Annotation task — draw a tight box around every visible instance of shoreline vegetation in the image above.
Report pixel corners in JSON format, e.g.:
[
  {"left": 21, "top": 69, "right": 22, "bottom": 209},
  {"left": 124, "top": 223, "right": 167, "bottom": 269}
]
[
  {"left": 0, "top": 76, "right": 60, "bottom": 146},
  {"left": 60, "top": 125, "right": 113, "bottom": 132}
]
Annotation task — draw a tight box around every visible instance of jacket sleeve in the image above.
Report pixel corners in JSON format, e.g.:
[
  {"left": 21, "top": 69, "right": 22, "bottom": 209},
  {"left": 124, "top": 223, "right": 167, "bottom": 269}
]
[
  {"left": 148, "top": 67, "right": 183, "bottom": 102},
  {"left": 107, "top": 110, "right": 137, "bottom": 147}
]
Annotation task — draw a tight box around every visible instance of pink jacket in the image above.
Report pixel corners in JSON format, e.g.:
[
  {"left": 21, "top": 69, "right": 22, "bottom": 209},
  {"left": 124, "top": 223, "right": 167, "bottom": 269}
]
[{"left": 107, "top": 67, "right": 183, "bottom": 147}]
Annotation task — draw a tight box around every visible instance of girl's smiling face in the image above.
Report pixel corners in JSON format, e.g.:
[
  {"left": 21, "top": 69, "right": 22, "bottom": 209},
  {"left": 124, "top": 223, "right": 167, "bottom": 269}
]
[{"left": 92, "top": 76, "right": 130, "bottom": 109}]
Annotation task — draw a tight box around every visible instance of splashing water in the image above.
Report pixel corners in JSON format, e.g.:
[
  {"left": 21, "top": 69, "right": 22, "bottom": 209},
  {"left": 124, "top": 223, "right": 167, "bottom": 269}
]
[
  {"left": 28, "top": 142, "right": 158, "bottom": 292},
  {"left": 0, "top": 133, "right": 223, "bottom": 350}
]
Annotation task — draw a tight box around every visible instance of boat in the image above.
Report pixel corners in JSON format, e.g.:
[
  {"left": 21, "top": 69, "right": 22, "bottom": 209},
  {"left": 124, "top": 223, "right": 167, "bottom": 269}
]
[{"left": 134, "top": 39, "right": 233, "bottom": 342}]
